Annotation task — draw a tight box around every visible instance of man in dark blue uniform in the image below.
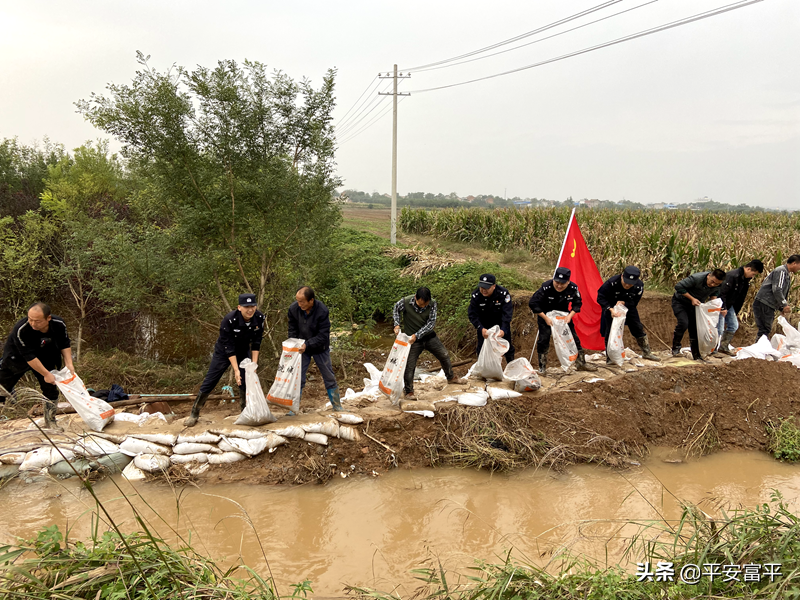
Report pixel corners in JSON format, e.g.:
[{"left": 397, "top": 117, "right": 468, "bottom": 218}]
[
  {"left": 184, "top": 293, "right": 264, "bottom": 427},
  {"left": 467, "top": 273, "right": 515, "bottom": 362},
  {"left": 528, "top": 267, "right": 597, "bottom": 374},
  {"left": 596, "top": 265, "right": 658, "bottom": 361},
  {"left": 0, "top": 302, "right": 74, "bottom": 430}
]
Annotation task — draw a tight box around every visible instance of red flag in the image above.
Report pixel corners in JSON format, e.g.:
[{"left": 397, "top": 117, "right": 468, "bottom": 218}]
[{"left": 556, "top": 209, "right": 605, "bottom": 351}]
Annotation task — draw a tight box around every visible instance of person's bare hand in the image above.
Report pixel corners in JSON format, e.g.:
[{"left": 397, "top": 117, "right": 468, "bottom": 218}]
[
  {"left": 410, "top": 334, "right": 417, "bottom": 344},
  {"left": 690, "top": 297, "right": 701, "bottom": 307},
  {"left": 299, "top": 343, "right": 306, "bottom": 354},
  {"left": 44, "top": 372, "right": 56, "bottom": 385},
  {"left": 497, "top": 330, "right": 504, "bottom": 338},
  {"left": 482, "top": 328, "right": 489, "bottom": 338},
  {"left": 543, "top": 316, "right": 553, "bottom": 327},
  {"left": 394, "top": 325, "right": 401, "bottom": 335}
]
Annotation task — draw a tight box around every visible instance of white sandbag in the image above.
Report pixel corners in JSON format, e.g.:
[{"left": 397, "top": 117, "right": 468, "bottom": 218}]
[
  {"left": 735, "top": 335, "right": 784, "bottom": 361},
  {"left": 606, "top": 305, "right": 628, "bottom": 366},
  {"left": 547, "top": 311, "right": 579, "bottom": 372},
  {"left": 270, "top": 425, "right": 306, "bottom": 439},
  {"left": 266, "top": 338, "right": 305, "bottom": 414},
  {"left": 304, "top": 433, "right": 328, "bottom": 445},
  {"left": 170, "top": 453, "right": 209, "bottom": 464},
  {"left": 771, "top": 334, "right": 788, "bottom": 353},
  {"left": 91, "top": 431, "right": 126, "bottom": 444},
  {"left": 487, "top": 386, "right": 522, "bottom": 400},
  {"left": 185, "top": 463, "right": 210, "bottom": 476},
  {"left": 780, "top": 355, "right": 800, "bottom": 369},
  {"left": 695, "top": 298, "right": 723, "bottom": 356},
  {"left": 129, "top": 433, "right": 177, "bottom": 446},
  {"left": 0, "top": 452, "right": 26, "bottom": 465},
  {"left": 364, "top": 363, "right": 382, "bottom": 385},
  {"left": 457, "top": 391, "right": 489, "bottom": 407},
  {"left": 177, "top": 432, "right": 221, "bottom": 445},
  {"left": 300, "top": 420, "right": 340, "bottom": 437},
  {"left": 234, "top": 358, "right": 277, "bottom": 426},
  {"left": 209, "top": 428, "right": 267, "bottom": 440},
  {"left": 473, "top": 325, "right": 509, "bottom": 380},
  {"left": 92, "top": 452, "right": 132, "bottom": 473},
  {"left": 133, "top": 453, "right": 170, "bottom": 473},
  {"left": 333, "top": 413, "right": 363, "bottom": 425},
  {"left": 173, "top": 442, "right": 216, "bottom": 455},
  {"left": 378, "top": 334, "right": 412, "bottom": 404},
  {"left": 119, "top": 438, "right": 172, "bottom": 457},
  {"left": 778, "top": 316, "right": 800, "bottom": 350},
  {"left": 218, "top": 435, "right": 269, "bottom": 457},
  {"left": 338, "top": 426, "right": 360, "bottom": 442},
  {"left": 208, "top": 452, "right": 246, "bottom": 464},
  {"left": 51, "top": 368, "right": 114, "bottom": 432},
  {"left": 113, "top": 412, "right": 168, "bottom": 426},
  {"left": 404, "top": 410, "right": 435, "bottom": 418},
  {"left": 73, "top": 436, "right": 120, "bottom": 457},
  {"left": 503, "top": 357, "right": 541, "bottom": 392},
  {"left": 121, "top": 460, "right": 146, "bottom": 481},
  {"left": 20, "top": 447, "right": 75, "bottom": 471}
]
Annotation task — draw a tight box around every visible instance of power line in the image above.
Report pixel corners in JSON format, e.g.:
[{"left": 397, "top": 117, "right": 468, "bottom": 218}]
[
  {"left": 336, "top": 75, "right": 379, "bottom": 125},
  {"left": 412, "top": 0, "right": 660, "bottom": 73},
  {"left": 400, "top": 0, "right": 624, "bottom": 72},
  {"left": 336, "top": 79, "right": 388, "bottom": 132},
  {"left": 407, "top": 0, "right": 765, "bottom": 94},
  {"left": 336, "top": 79, "right": 395, "bottom": 136},
  {"left": 338, "top": 96, "right": 408, "bottom": 146}
]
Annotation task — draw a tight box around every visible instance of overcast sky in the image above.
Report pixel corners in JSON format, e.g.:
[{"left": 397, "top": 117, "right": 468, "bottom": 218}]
[{"left": 1, "top": 0, "right": 797, "bottom": 208}]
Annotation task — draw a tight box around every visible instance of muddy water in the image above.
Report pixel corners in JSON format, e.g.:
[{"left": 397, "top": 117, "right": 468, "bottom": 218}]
[{"left": 2, "top": 450, "right": 800, "bottom": 596}]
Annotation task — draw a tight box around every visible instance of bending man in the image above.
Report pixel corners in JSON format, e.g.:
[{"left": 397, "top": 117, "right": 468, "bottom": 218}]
[
  {"left": 0, "top": 302, "right": 74, "bottom": 431},
  {"left": 671, "top": 269, "right": 725, "bottom": 361},
  {"left": 184, "top": 294, "right": 264, "bottom": 427},
  {"left": 717, "top": 260, "right": 764, "bottom": 354},
  {"left": 467, "top": 273, "right": 514, "bottom": 362},
  {"left": 393, "top": 287, "right": 456, "bottom": 400},
  {"left": 596, "top": 266, "right": 658, "bottom": 361}
]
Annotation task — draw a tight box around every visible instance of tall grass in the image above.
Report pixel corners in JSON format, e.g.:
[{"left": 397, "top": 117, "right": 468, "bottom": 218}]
[{"left": 400, "top": 207, "right": 800, "bottom": 306}]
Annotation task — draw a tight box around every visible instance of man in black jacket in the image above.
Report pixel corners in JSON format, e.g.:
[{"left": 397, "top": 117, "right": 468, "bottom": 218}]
[
  {"left": 671, "top": 269, "right": 726, "bottom": 360},
  {"left": 467, "top": 273, "right": 515, "bottom": 362},
  {"left": 0, "top": 302, "right": 74, "bottom": 430},
  {"left": 184, "top": 293, "right": 264, "bottom": 427},
  {"left": 288, "top": 286, "right": 342, "bottom": 411},
  {"left": 596, "top": 266, "right": 657, "bottom": 361},
  {"left": 717, "top": 260, "right": 764, "bottom": 355},
  {"left": 528, "top": 267, "right": 597, "bottom": 374}
]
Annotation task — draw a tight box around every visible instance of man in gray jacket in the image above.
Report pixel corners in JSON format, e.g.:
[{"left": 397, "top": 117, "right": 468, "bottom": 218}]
[
  {"left": 752, "top": 255, "right": 800, "bottom": 341},
  {"left": 671, "top": 269, "right": 726, "bottom": 360}
]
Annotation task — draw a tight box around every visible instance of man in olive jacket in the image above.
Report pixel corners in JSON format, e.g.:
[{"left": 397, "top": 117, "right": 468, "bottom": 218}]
[{"left": 671, "top": 269, "right": 726, "bottom": 360}]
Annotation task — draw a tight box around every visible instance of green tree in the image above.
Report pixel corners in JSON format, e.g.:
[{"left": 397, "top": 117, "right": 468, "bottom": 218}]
[{"left": 76, "top": 53, "right": 341, "bottom": 353}]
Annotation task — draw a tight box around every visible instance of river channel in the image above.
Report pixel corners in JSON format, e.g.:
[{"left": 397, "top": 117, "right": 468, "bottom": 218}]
[{"left": 1, "top": 449, "right": 799, "bottom": 596}]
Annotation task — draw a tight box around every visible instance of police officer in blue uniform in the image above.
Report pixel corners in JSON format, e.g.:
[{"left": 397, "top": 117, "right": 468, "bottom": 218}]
[
  {"left": 467, "top": 273, "right": 515, "bottom": 362},
  {"left": 184, "top": 293, "right": 264, "bottom": 427},
  {"left": 528, "top": 267, "right": 597, "bottom": 374},
  {"left": 596, "top": 265, "right": 658, "bottom": 361}
]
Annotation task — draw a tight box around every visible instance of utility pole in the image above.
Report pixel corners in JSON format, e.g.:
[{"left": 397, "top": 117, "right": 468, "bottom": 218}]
[{"left": 379, "top": 65, "right": 410, "bottom": 244}]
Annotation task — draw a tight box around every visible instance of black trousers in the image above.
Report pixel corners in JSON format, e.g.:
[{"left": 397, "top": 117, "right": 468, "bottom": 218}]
[
  {"left": 404, "top": 335, "right": 453, "bottom": 394},
  {"left": 537, "top": 317, "right": 582, "bottom": 355},
  {"left": 476, "top": 323, "right": 515, "bottom": 362},
  {"left": 198, "top": 352, "right": 247, "bottom": 396},
  {"left": 671, "top": 297, "right": 701, "bottom": 359},
  {"left": 752, "top": 299, "right": 777, "bottom": 342},
  {"left": 600, "top": 306, "right": 645, "bottom": 348},
  {"left": 0, "top": 359, "right": 61, "bottom": 402}
]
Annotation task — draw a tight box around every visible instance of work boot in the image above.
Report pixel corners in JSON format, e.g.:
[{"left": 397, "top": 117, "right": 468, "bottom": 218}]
[
  {"left": 43, "top": 400, "right": 63, "bottom": 432},
  {"left": 184, "top": 392, "right": 210, "bottom": 427},
  {"left": 636, "top": 335, "right": 659, "bottom": 361},
  {"left": 575, "top": 350, "right": 598, "bottom": 372},
  {"left": 538, "top": 354, "right": 547, "bottom": 375},
  {"left": 718, "top": 331, "right": 736, "bottom": 356},
  {"left": 326, "top": 387, "right": 344, "bottom": 412}
]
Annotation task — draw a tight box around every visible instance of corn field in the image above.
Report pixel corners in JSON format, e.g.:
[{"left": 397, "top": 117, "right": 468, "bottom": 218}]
[{"left": 400, "top": 206, "right": 800, "bottom": 313}]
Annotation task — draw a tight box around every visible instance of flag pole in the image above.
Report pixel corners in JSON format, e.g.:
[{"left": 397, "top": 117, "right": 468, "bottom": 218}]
[{"left": 530, "top": 206, "right": 576, "bottom": 362}]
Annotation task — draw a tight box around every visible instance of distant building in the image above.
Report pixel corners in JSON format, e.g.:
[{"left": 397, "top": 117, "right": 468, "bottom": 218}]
[
  {"left": 665, "top": 203, "right": 678, "bottom": 210},
  {"left": 513, "top": 200, "right": 531, "bottom": 209}
]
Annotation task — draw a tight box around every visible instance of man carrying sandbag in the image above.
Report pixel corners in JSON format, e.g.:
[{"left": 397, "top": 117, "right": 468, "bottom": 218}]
[
  {"left": 596, "top": 266, "right": 658, "bottom": 362},
  {"left": 529, "top": 267, "right": 597, "bottom": 374},
  {"left": 0, "top": 302, "right": 74, "bottom": 430},
  {"left": 289, "top": 286, "right": 343, "bottom": 411},
  {"left": 717, "top": 259, "right": 764, "bottom": 355},
  {"left": 393, "top": 287, "right": 456, "bottom": 399},
  {"left": 184, "top": 293, "right": 264, "bottom": 427},
  {"left": 468, "top": 273, "right": 515, "bottom": 363},
  {"left": 752, "top": 255, "right": 800, "bottom": 343},
  {"left": 670, "top": 269, "right": 726, "bottom": 361}
]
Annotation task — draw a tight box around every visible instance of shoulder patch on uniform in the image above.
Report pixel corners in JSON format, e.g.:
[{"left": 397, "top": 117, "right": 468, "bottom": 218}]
[{"left": 505, "top": 296, "right": 510, "bottom": 302}]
